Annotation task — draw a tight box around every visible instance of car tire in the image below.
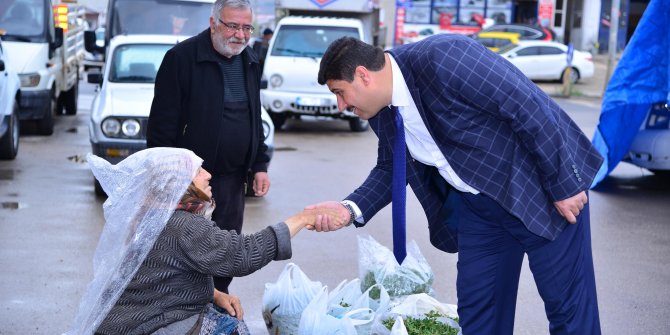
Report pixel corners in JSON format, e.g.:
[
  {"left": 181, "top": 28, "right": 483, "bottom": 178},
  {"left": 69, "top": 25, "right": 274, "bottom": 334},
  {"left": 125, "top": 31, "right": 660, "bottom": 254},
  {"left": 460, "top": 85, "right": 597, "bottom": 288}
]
[
  {"left": 94, "top": 178, "right": 107, "bottom": 197},
  {"left": 562, "top": 67, "right": 580, "bottom": 84},
  {"left": 269, "top": 112, "right": 286, "bottom": 130},
  {"left": 58, "top": 75, "right": 79, "bottom": 115},
  {"left": 0, "top": 101, "right": 19, "bottom": 160},
  {"left": 349, "top": 118, "right": 369, "bottom": 132},
  {"left": 36, "top": 89, "right": 55, "bottom": 136},
  {"left": 649, "top": 169, "right": 670, "bottom": 178}
]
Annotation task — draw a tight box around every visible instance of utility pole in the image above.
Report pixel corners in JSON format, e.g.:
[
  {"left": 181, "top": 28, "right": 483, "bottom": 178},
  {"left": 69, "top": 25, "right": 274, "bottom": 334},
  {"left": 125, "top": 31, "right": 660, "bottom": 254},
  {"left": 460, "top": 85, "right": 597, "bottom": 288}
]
[{"left": 604, "top": 0, "right": 621, "bottom": 94}]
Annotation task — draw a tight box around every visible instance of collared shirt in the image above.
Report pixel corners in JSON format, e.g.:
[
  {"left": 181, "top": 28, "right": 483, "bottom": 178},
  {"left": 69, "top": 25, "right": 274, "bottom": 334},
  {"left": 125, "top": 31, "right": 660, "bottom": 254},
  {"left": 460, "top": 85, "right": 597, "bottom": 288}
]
[{"left": 345, "top": 54, "right": 478, "bottom": 224}]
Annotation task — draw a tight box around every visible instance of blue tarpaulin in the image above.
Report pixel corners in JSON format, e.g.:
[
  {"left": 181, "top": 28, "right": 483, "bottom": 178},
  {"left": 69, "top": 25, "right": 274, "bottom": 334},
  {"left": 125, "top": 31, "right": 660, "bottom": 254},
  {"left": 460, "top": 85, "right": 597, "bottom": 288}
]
[{"left": 590, "top": 0, "right": 670, "bottom": 187}]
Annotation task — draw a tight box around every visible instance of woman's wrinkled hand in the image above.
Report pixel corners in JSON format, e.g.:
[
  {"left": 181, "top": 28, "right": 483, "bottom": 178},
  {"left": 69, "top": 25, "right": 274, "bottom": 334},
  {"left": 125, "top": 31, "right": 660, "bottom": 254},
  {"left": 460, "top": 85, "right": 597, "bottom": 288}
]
[{"left": 213, "top": 289, "right": 244, "bottom": 320}]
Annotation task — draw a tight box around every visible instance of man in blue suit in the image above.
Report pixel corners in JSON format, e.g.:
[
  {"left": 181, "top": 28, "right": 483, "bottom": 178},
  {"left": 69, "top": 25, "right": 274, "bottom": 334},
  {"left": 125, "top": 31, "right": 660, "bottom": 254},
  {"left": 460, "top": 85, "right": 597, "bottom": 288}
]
[{"left": 310, "top": 35, "right": 603, "bottom": 334}]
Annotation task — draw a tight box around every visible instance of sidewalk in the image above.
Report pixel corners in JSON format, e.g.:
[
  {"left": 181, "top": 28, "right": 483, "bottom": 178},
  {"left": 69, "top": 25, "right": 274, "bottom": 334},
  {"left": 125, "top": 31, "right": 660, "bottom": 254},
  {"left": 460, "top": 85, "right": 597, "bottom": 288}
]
[{"left": 535, "top": 53, "right": 618, "bottom": 102}]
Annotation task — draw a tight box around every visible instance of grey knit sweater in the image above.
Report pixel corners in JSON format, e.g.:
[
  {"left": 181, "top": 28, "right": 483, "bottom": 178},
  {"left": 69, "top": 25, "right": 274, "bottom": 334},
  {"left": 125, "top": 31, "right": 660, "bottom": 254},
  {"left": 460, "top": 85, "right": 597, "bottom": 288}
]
[{"left": 96, "top": 210, "right": 292, "bottom": 334}]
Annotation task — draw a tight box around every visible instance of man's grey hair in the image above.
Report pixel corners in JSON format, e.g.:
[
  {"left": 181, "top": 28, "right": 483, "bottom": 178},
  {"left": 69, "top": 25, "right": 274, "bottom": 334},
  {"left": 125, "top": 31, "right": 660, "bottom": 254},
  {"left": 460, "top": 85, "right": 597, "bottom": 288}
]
[{"left": 212, "top": 0, "right": 253, "bottom": 21}]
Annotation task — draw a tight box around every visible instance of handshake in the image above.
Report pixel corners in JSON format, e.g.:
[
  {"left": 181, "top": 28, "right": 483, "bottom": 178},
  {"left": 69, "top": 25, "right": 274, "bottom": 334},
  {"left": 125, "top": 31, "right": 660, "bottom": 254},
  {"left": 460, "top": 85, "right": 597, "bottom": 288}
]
[{"left": 283, "top": 201, "right": 353, "bottom": 237}]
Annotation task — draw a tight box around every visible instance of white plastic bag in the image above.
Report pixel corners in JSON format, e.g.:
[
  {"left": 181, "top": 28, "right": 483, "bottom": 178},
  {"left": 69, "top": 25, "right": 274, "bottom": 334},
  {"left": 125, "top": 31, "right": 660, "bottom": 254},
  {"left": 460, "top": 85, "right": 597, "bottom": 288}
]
[
  {"left": 298, "top": 287, "right": 361, "bottom": 335},
  {"left": 388, "top": 293, "right": 458, "bottom": 319},
  {"left": 358, "top": 235, "right": 434, "bottom": 298},
  {"left": 326, "top": 279, "right": 386, "bottom": 335},
  {"left": 262, "top": 263, "right": 322, "bottom": 335},
  {"left": 389, "top": 316, "right": 408, "bottom": 335},
  {"left": 328, "top": 279, "right": 364, "bottom": 318},
  {"left": 371, "top": 294, "right": 461, "bottom": 335}
]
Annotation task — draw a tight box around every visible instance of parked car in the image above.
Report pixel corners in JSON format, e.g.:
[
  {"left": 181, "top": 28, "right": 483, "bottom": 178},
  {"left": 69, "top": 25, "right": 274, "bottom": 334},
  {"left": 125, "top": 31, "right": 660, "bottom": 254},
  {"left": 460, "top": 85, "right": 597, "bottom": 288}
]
[
  {"left": 87, "top": 35, "right": 275, "bottom": 195},
  {"left": 473, "top": 31, "right": 520, "bottom": 52},
  {"left": 0, "top": 37, "right": 20, "bottom": 160},
  {"left": 482, "top": 24, "right": 554, "bottom": 41},
  {"left": 497, "top": 40, "right": 594, "bottom": 83},
  {"left": 624, "top": 101, "right": 670, "bottom": 175}
]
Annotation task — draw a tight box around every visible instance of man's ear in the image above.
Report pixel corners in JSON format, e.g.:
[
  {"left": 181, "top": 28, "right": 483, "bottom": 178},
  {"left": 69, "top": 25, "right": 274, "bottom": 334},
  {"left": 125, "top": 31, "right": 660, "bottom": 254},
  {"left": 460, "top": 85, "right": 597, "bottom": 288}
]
[
  {"left": 355, "top": 66, "right": 371, "bottom": 85},
  {"left": 209, "top": 16, "right": 216, "bottom": 32}
]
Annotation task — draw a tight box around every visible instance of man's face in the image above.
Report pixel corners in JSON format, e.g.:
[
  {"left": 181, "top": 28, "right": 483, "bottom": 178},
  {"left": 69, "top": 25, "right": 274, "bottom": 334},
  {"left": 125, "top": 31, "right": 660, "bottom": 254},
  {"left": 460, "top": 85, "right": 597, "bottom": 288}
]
[
  {"left": 209, "top": 7, "right": 253, "bottom": 58},
  {"left": 326, "top": 69, "right": 384, "bottom": 120}
]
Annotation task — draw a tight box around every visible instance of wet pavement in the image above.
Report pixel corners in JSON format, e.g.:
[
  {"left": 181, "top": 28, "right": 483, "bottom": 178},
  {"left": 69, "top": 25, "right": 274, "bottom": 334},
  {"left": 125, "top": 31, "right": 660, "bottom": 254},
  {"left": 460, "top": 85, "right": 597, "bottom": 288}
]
[{"left": 2, "top": 58, "right": 669, "bottom": 335}]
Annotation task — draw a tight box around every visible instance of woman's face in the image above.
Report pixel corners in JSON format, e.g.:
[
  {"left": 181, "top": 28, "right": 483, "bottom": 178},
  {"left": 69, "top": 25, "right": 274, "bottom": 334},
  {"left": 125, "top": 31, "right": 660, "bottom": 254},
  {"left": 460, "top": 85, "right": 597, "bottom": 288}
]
[{"left": 193, "top": 167, "right": 212, "bottom": 199}]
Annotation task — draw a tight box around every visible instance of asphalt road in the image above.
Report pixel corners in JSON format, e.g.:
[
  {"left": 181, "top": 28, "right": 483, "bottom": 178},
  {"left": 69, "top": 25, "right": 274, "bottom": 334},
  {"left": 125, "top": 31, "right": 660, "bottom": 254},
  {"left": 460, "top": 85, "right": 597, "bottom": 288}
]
[{"left": 0, "top": 81, "right": 668, "bottom": 334}]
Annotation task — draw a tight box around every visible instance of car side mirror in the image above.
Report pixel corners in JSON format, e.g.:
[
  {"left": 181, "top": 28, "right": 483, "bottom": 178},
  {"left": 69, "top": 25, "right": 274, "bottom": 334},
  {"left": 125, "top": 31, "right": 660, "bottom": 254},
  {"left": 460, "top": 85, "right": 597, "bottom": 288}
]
[
  {"left": 0, "top": 60, "right": 5, "bottom": 72},
  {"left": 52, "top": 27, "right": 64, "bottom": 50},
  {"left": 508, "top": 52, "right": 517, "bottom": 58},
  {"left": 260, "top": 78, "right": 268, "bottom": 89},
  {"left": 85, "top": 30, "right": 104, "bottom": 53},
  {"left": 87, "top": 71, "right": 103, "bottom": 85}
]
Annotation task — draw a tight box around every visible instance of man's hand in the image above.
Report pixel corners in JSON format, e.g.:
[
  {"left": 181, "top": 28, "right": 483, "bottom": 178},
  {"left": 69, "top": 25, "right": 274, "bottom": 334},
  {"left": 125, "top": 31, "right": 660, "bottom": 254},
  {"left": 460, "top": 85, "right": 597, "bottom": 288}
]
[
  {"left": 284, "top": 207, "right": 345, "bottom": 236},
  {"left": 253, "top": 172, "right": 270, "bottom": 196},
  {"left": 554, "top": 191, "right": 588, "bottom": 224},
  {"left": 304, "top": 201, "right": 350, "bottom": 232},
  {"left": 213, "top": 289, "right": 244, "bottom": 320}
]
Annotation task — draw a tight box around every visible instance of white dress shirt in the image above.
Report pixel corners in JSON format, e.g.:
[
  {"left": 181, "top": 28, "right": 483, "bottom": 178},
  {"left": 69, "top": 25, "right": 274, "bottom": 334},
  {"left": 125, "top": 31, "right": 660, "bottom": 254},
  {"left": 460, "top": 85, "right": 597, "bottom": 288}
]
[{"left": 345, "top": 54, "right": 479, "bottom": 224}]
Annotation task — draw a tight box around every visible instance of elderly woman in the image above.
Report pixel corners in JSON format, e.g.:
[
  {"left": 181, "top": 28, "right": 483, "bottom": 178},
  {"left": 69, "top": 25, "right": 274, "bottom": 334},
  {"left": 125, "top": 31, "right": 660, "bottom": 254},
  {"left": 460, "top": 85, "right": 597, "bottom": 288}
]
[{"left": 67, "top": 148, "right": 335, "bottom": 335}]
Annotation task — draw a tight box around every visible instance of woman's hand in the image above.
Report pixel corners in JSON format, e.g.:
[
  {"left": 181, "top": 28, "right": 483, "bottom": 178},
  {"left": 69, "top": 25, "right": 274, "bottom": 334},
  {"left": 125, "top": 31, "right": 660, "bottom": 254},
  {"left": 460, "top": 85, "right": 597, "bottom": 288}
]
[
  {"left": 213, "top": 289, "right": 244, "bottom": 320},
  {"left": 284, "top": 207, "right": 344, "bottom": 237}
]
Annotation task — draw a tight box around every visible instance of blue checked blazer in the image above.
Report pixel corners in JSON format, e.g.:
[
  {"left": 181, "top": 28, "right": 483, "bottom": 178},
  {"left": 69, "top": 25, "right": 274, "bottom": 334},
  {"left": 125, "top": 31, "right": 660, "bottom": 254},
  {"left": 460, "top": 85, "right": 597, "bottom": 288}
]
[{"left": 345, "top": 34, "right": 603, "bottom": 253}]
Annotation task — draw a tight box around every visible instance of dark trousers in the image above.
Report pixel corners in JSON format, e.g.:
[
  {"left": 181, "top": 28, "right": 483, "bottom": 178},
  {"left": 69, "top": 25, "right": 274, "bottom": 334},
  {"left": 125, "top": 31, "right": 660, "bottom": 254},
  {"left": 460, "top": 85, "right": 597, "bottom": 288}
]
[
  {"left": 210, "top": 170, "right": 246, "bottom": 293},
  {"left": 456, "top": 192, "right": 601, "bottom": 335}
]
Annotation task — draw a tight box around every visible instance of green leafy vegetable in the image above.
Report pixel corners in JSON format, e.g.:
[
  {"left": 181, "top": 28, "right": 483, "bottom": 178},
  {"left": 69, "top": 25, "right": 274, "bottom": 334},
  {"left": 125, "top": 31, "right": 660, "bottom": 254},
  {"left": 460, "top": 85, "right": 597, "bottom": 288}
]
[{"left": 382, "top": 311, "right": 460, "bottom": 335}]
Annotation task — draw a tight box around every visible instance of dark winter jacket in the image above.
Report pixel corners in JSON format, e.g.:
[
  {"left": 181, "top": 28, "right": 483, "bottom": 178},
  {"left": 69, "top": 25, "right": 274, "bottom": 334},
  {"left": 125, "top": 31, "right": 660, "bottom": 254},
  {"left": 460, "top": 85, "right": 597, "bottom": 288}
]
[{"left": 147, "top": 28, "right": 269, "bottom": 175}]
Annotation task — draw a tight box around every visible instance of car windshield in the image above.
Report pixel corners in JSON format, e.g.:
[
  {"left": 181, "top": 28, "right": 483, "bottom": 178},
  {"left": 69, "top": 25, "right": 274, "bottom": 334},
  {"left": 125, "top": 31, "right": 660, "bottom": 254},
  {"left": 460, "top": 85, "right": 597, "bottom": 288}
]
[
  {"left": 0, "top": 0, "right": 47, "bottom": 42},
  {"left": 111, "top": 0, "right": 211, "bottom": 37},
  {"left": 109, "top": 44, "right": 172, "bottom": 83},
  {"left": 271, "top": 25, "right": 359, "bottom": 58}
]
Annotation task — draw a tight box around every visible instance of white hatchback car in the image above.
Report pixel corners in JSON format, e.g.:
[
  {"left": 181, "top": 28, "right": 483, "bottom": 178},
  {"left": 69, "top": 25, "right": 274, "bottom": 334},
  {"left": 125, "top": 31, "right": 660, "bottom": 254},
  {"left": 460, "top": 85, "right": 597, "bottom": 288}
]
[
  {"left": 88, "top": 35, "right": 274, "bottom": 195},
  {"left": 0, "top": 37, "right": 20, "bottom": 160},
  {"left": 497, "top": 40, "right": 594, "bottom": 83}
]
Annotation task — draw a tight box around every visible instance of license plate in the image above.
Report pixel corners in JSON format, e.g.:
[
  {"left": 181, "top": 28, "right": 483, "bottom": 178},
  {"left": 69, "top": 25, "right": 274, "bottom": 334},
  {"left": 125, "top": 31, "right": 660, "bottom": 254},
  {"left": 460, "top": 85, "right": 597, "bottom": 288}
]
[{"left": 296, "top": 97, "right": 325, "bottom": 106}]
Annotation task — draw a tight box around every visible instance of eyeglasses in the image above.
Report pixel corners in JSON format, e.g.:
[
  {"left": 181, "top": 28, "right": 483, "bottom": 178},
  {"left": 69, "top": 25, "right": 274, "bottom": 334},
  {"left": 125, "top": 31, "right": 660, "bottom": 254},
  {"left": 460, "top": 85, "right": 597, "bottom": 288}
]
[{"left": 217, "top": 19, "right": 255, "bottom": 34}]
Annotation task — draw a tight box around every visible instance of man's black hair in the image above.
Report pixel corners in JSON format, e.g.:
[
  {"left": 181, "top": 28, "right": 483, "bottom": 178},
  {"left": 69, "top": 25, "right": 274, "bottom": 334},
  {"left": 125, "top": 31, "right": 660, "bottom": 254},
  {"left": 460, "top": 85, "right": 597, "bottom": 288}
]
[{"left": 318, "top": 37, "right": 385, "bottom": 85}]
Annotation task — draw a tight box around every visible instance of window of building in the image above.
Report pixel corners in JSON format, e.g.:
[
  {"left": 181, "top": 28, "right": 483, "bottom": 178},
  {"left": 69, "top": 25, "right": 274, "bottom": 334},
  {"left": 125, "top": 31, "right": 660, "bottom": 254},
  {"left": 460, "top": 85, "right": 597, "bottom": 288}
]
[{"left": 403, "top": 0, "right": 513, "bottom": 25}]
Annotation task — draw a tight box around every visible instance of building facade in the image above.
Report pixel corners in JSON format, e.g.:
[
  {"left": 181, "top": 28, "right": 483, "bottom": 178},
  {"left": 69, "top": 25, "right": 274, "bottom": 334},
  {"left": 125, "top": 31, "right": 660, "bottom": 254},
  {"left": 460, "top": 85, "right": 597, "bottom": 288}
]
[{"left": 380, "top": 0, "right": 649, "bottom": 52}]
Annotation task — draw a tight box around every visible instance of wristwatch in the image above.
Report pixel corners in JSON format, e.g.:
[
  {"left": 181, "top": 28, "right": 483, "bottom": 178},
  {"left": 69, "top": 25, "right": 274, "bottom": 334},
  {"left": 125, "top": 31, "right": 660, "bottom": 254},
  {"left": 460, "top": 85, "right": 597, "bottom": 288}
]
[{"left": 341, "top": 201, "right": 356, "bottom": 227}]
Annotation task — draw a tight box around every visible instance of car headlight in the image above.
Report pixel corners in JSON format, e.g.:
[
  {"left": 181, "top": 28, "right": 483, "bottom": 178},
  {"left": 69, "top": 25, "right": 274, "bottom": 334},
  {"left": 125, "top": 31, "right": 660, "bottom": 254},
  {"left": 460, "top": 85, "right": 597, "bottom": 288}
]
[
  {"left": 101, "top": 118, "right": 121, "bottom": 137},
  {"left": 101, "top": 118, "right": 144, "bottom": 138},
  {"left": 270, "top": 74, "right": 283, "bottom": 88},
  {"left": 262, "top": 120, "right": 270, "bottom": 139},
  {"left": 122, "top": 119, "right": 141, "bottom": 137},
  {"left": 19, "top": 73, "right": 40, "bottom": 87}
]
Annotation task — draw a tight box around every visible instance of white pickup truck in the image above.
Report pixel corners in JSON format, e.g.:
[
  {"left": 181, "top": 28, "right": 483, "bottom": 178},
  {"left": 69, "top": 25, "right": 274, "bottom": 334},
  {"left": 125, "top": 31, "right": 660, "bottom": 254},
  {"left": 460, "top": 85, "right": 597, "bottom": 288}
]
[
  {"left": 0, "top": 0, "right": 84, "bottom": 135},
  {"left": 261, "top": 0, "right": 384, "bottom": 132}
]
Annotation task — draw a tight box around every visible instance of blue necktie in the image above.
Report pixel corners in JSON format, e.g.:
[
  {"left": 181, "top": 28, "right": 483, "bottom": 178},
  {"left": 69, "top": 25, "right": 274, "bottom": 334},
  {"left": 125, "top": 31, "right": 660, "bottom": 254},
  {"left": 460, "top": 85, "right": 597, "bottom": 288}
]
[{"left": 392, "top": 106, "right": 407, "bottom": 264}]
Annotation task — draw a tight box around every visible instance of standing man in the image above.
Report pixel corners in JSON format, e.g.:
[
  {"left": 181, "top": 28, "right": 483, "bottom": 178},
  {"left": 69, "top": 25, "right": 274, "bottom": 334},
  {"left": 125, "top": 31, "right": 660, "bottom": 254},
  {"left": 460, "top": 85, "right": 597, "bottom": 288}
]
[
  {"left": 252, "top": 28, "right": 273, "bottom": 74},
  {"left": 310, "top": 35, "right": 603, "bottom": 334},
  {"left": 147, "top": 0, "right": 270, "bottom": 293}
]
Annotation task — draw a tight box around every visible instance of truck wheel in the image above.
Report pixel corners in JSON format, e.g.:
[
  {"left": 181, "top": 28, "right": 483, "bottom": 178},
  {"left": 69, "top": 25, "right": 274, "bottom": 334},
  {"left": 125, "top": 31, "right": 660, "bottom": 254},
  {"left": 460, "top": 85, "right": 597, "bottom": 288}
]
[
  {"left": 349, "top": 118, "right": 369, "bottom": 132},
  {"left": 36, "top": 90, "right": 55, "bottom": 136},
  {"left": 57, "top": 75, "right": 79, "bottom": 115},
  {"left": 0, "top": 101, "right": 20, "bottom": 160},
  {"left": 62, "top": 78, "right": 79, "bottom": 115},
  {"left": 269, "top": 112, "right": 286, "bottom": 129}
]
